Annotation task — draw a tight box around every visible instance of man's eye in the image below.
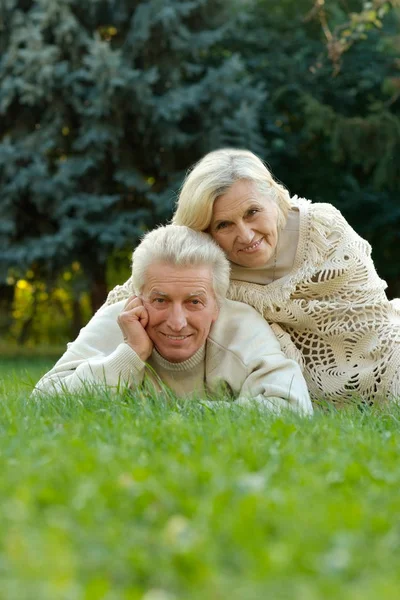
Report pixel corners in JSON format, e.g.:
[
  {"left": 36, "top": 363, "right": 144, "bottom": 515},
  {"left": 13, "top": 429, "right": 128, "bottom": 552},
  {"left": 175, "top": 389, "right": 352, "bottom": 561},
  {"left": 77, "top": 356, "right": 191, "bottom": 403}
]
[
  {"left": 154, "top": 298, "right": 165, "bottom": 304},
  {"left": 188, "top": 299, "right": 204, "bottom": 307}
]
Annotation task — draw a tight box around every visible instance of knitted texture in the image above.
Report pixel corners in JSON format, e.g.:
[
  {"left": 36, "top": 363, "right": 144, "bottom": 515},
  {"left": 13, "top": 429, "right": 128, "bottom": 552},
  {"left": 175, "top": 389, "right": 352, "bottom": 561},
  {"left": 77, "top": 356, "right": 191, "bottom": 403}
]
[
  {"left": 228, "top": 199, "right": 400, "bottom": 403},
  {"left": 104, "top": 198, "right": 400, "bottom": 403},
  {"left": 105, "top": 276, "right": 136, "bottom": 305}
]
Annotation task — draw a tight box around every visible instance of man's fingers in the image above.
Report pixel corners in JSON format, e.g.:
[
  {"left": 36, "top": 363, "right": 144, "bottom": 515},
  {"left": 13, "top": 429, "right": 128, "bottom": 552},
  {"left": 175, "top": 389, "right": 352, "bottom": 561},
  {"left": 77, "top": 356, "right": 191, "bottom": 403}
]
[
  {"left": 117, "top": 302, "right": 152, "bottom": 361},
  {"left": 118, "top": 305, "right": 149, "bottom": 326},
  {"left": 123, "top": 295, "right": 143, "bottom": 311},
  {"left": 136, "top": 305, "right": 149, "bottom": 328},
  {"left": 124, "top": 294, "right": 137, "bottom": 308}
]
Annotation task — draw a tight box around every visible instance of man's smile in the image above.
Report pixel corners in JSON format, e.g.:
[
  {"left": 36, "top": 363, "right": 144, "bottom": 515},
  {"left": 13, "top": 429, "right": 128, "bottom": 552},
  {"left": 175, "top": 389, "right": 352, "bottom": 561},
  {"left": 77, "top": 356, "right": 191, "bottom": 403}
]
[{"left": 160, "top": 332, "right": 193, "bottom": 340}]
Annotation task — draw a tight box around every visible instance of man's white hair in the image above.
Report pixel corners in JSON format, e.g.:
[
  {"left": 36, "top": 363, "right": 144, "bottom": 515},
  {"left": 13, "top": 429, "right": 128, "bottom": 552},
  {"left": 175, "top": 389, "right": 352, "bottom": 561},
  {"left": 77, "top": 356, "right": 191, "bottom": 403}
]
[{"left": 132, "top": 225, "right": 230, "bottom": 305}]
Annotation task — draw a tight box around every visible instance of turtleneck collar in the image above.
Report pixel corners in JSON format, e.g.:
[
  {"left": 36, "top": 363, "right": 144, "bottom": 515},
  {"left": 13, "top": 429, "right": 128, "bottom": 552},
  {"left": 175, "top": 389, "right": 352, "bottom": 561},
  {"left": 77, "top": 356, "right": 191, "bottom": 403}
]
[{"left": 151, "top": 344, "right": 206, "bottom": 372}]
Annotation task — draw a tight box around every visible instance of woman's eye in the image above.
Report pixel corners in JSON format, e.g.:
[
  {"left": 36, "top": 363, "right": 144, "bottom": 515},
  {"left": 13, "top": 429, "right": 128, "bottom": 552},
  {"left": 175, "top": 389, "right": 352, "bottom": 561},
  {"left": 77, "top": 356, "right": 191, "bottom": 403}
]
[
  {"left": 247, "top": 209, "right": 259, "bottom": 216},
  {"left": 216, "top": 221, "right": 229, "bottom": 231}
]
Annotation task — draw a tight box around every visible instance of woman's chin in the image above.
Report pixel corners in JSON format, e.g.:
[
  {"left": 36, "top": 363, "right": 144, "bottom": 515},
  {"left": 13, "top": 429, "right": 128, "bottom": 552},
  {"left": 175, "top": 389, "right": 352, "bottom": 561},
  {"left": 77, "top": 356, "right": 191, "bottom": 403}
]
[{"left": 232, "top": 248, "right": 273, "bottom": 269}]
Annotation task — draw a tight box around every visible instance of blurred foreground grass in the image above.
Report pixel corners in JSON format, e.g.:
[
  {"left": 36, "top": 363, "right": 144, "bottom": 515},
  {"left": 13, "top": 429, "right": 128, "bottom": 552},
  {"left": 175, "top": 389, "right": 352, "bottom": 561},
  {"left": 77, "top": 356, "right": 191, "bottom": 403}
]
[{"left": 1, "top": 357, "right": 400, "bottom": 599}]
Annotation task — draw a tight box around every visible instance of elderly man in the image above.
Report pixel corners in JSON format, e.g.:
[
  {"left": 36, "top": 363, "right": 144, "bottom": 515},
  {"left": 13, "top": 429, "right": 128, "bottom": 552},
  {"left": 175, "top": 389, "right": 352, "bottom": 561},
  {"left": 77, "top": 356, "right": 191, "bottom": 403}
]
[{"left": 33, "top": 226, "right": 312, "bottom": 414}]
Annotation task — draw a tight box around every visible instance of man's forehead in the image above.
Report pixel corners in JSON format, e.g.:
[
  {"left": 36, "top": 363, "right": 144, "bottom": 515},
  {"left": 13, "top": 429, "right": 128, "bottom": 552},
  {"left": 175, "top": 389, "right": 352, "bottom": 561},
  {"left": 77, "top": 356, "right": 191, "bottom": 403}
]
[
  {"left": 143, "top": 263, "right": 214, "bottom": 295},
  {"left": 148, "top": 288, "right": 208, "bottom": 298}
]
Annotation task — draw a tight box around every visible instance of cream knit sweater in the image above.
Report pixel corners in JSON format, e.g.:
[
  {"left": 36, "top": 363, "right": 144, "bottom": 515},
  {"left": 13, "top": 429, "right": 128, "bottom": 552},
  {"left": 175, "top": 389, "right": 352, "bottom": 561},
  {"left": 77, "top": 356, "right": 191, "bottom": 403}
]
[
  {"left": 33, "top": 298, "right": 312, "bottom": 414},
  {"left": 105, "top": 198, "right": 400, "bottom": 404}
]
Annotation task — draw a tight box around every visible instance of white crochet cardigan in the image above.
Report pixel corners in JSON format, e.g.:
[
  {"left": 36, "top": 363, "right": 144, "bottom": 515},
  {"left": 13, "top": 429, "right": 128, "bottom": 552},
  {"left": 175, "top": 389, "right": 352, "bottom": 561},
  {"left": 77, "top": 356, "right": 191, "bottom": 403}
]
[{"left": 105, "top": 198, "right": 400, "bottom": 403}]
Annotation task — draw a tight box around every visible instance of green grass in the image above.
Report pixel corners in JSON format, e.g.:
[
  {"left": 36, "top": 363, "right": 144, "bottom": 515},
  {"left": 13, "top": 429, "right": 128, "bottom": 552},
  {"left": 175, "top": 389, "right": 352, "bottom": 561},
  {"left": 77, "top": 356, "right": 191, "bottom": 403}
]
[{"left": 1, "top": 357, "right": 400, "bottom": 599}]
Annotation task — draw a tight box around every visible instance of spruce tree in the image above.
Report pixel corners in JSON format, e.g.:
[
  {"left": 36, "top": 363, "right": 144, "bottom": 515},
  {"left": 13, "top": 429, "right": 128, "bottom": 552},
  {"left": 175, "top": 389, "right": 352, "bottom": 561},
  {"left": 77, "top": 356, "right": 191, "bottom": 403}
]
[
  {"left": 227, "top": 0, "right": 400, "bottom": 295},
  {"left": 0, "top": 0, "right": 266, "bottom": 310}
]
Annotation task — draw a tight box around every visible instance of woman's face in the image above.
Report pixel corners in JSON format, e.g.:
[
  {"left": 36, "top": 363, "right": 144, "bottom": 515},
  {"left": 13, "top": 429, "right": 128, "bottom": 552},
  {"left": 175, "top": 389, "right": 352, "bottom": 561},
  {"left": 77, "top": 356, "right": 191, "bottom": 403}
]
[{"left": 209, "top": 179, "right": 278, "bottom": 268}]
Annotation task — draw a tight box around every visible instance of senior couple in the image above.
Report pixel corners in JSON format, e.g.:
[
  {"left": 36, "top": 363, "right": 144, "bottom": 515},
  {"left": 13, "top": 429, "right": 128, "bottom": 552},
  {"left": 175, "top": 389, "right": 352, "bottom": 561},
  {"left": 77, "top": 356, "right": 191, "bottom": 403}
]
[{"left": 35, "top": 148, "right": 400, "bottom": 407}]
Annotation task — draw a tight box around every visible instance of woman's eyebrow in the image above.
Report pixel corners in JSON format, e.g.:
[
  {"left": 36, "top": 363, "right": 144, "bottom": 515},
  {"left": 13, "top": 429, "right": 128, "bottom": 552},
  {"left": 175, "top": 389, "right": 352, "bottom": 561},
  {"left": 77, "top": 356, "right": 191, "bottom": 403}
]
[{"left": 212, "top": 217, "right": 229, "bottom": 227}]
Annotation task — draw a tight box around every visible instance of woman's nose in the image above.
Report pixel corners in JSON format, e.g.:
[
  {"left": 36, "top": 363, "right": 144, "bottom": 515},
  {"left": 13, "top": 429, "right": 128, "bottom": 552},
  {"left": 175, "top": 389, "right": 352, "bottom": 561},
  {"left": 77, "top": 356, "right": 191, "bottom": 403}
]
[{"left": 235, "top": 222, "right": 253, "bottom": 244}]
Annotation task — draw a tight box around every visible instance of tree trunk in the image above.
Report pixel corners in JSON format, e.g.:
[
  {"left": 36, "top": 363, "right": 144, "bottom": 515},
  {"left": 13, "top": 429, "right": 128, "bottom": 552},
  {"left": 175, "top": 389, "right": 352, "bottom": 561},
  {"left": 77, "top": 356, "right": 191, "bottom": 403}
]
[
  {"left": 89, "top": 265, "right": 108, "bottom": 313},
  {"left": 71, "top": 295, "right": 84, "bottom": 339},
  {"left": 0, "top": 284, "right": 15, "bottom": 337},
  {"left": 17, "top": 287, "right": 38, "bottom": 345}
]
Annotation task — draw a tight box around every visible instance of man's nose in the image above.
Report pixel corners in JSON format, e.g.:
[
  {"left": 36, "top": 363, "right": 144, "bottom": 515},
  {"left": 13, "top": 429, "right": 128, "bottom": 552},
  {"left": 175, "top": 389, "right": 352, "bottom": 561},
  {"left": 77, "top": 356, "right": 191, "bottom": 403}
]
[
  {"left": 167, "top": 304, "right": 187, "bottom": 331},
  {"left": 236, "top": 222, "right": 253, "bottom": 244}
]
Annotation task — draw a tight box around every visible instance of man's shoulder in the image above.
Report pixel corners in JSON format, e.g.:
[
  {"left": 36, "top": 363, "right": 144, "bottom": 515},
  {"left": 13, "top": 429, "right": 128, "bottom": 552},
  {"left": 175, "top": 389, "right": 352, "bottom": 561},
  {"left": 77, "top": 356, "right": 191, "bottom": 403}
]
[
  {"left": 218, "top": 297, "right": 263, "bottom": 319},
  {"left": 95, "top": 298, "right": 126, "bottom": 318},
  {"left": 73, "top": 299, "right": 125, "bottom": 340},
  {"left": 208, "top": 299, "right": 277, "bottom": 348},
  {"left": 206, "top": 299, "right": 281, "bottom": 377}
]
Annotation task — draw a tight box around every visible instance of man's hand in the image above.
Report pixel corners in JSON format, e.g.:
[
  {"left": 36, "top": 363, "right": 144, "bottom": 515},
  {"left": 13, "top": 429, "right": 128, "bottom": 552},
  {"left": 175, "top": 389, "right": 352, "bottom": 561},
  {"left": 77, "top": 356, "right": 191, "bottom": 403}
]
[{"left": 117, "top": 296, "right": 153, "bottom": 362}]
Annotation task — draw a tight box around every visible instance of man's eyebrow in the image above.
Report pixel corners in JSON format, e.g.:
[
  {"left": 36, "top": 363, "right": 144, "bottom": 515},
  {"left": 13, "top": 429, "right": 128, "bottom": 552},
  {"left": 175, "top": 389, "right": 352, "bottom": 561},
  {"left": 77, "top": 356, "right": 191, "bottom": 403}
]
[
  {"left": 148, "top": 291, "right": 169, "bottom": 298},
  {"left": 147, "top": 290, "right": 208, "bottom": 299},
  {"left": 187, "top": 291, "right": 207, "bottom": 298}
]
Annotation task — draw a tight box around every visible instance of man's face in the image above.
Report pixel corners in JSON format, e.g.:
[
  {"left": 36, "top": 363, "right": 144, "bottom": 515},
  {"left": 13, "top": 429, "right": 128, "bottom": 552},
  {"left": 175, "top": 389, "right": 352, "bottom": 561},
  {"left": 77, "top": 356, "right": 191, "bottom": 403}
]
[{"left": 141, "top": 263, "right": 219, "bottom": 363}]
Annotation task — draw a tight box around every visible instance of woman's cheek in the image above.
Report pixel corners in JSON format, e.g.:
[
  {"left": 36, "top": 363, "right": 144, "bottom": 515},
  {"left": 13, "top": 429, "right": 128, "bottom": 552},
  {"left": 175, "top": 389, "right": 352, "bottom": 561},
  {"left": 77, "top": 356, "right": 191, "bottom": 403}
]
[{"left": 212, "top": 231, "right": 231, "bottom": 252}]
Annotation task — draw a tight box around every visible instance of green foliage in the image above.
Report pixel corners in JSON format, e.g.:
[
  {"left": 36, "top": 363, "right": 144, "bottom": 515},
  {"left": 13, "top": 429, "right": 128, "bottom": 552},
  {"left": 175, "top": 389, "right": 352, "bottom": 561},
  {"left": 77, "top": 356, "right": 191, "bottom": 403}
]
[
  {"left": 305, "top": 0, "right": 400, "bottom": 73},
  {"left": 0, "top": 0, "right": 266, "bottom": 303},
  {"left": 2, "top": 0, "right": 400, "bottom": 345},
  {"left": 228, "top": 0, "right": 400, "bottom": 294},
  {"left": 1, "top": 360, "right": 400, "bottom": 598},
  {"left": 6, "top": 264, "right": 91, "bottom": 346}
]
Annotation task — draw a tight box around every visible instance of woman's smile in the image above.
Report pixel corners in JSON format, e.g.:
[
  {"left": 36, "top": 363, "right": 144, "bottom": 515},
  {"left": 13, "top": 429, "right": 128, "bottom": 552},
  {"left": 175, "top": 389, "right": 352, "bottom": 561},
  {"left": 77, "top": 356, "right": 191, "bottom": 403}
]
[{"left": 238, "top": 237, "right": 265, "bottom": 254}]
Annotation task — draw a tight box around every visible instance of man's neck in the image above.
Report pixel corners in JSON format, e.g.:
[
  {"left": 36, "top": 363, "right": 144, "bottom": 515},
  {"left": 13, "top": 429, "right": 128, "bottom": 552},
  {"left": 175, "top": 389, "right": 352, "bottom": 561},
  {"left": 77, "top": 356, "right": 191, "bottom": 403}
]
[{"left": 151, "top": 344, "right": 206, "bottom": 371}]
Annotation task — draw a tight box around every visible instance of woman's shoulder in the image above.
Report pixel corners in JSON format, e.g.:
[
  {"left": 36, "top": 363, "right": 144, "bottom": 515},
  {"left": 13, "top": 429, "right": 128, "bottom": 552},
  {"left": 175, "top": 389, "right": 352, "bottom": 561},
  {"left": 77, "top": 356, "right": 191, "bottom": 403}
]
[
  {"left": 291, "top": 196, "right": 345, "bottom": 224},
  {"left": 292, "top": 196, "right": 366, "bottom": 249}
]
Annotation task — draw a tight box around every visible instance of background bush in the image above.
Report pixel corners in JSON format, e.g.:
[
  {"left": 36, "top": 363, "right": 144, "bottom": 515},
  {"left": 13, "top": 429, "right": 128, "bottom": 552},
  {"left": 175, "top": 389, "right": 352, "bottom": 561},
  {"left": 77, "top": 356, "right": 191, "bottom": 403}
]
[{"left": 1, "top": 0, "right": 399, "bottom": 346}]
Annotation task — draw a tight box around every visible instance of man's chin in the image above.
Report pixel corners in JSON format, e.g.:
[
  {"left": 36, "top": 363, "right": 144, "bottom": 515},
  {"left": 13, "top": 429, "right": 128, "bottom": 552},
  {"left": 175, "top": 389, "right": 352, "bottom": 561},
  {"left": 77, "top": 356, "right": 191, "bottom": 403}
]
[{"left": 155, "top": 344, "right": 197, "bottom": 364}]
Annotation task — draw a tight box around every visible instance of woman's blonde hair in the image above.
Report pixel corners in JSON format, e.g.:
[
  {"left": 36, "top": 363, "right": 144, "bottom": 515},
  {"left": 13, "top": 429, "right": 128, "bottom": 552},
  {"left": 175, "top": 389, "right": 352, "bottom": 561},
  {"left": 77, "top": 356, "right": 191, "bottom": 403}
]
[{"left": 172, "top": 148, "right": 291, "bottom": 232}]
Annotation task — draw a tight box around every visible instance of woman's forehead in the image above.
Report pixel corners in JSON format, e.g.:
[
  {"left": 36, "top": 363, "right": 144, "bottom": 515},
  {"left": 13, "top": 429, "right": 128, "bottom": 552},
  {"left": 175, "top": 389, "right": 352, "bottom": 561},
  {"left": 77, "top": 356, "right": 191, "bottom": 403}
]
[{"left": 212, "top": 180, "right": 265, "bottom": 218}]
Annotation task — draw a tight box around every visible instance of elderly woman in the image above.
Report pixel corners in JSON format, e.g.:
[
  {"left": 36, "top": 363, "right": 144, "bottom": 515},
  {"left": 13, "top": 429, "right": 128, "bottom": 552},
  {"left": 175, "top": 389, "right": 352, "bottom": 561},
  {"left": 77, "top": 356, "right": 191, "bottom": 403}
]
[{"left": 107, "top": 148, "right": 400, "bottom": 404}]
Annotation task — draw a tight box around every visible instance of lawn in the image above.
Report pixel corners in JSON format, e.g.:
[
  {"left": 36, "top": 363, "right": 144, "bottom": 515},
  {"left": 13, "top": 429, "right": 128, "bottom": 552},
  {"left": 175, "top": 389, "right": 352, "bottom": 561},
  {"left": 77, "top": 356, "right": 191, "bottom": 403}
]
[{"left": 1, "top": 356, "right": 400, "bottom": 600}]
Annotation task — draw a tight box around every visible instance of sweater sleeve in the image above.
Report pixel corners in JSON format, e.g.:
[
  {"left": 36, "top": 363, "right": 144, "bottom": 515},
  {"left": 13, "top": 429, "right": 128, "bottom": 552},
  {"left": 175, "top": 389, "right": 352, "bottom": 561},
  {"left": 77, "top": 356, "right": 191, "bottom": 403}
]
[
  {"left": 32, "top": 301, "right": 146, "bottom": 397},
  {"left": 235, "top": 351, "right": 313, "bottom": 416},
  {"left": 207, "top": 300, "right": 313, "bottom": 415}
]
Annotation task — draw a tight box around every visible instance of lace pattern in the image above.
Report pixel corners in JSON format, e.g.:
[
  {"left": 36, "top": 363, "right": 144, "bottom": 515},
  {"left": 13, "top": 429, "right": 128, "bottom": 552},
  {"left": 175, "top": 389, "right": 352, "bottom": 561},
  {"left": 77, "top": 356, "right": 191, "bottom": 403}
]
[
  {"left": 228, "top": 200, "right": 400, "bottom": 402},
  {"left": 105, "top": 277, "right": 135, "bottom": 305}
]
